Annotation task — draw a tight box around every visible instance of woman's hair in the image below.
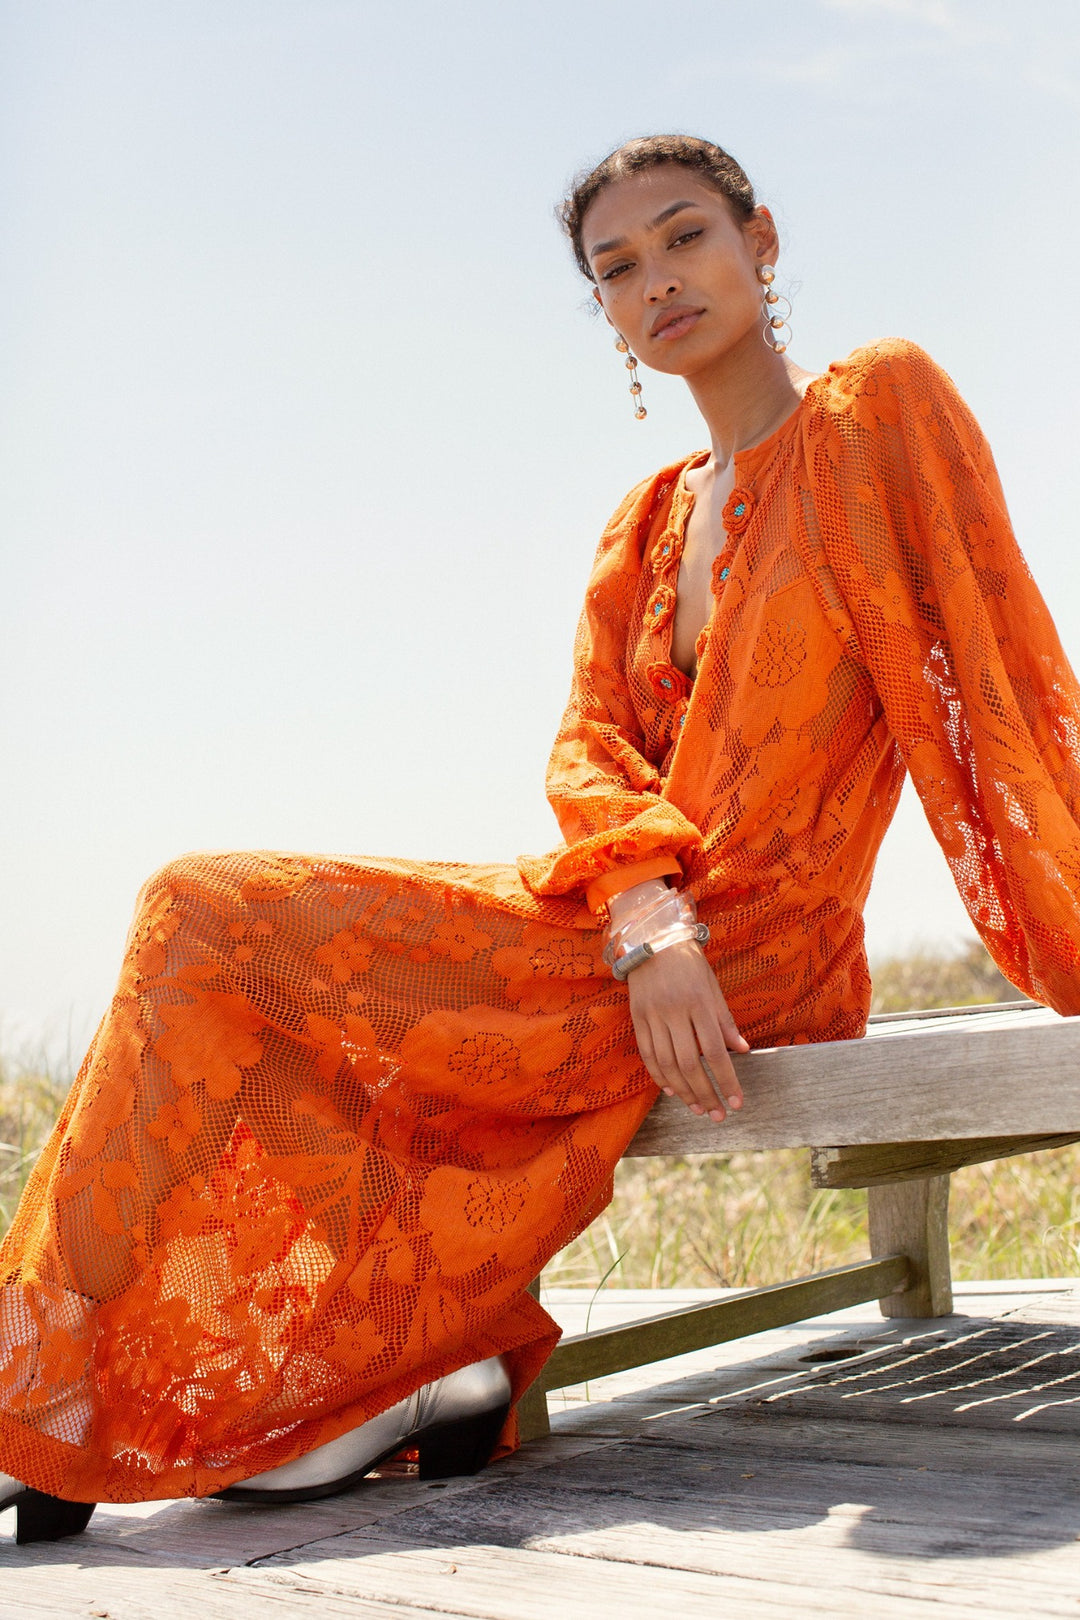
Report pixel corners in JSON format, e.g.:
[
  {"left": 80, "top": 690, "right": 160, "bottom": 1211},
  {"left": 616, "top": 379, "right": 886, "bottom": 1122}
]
[{"left": 559, "top": 135, "right": 758, "bottom": 282}]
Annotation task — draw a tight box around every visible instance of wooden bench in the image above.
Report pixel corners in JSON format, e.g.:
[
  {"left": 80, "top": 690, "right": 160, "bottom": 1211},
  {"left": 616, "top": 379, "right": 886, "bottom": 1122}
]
[{"left": 519, "top": 1000, "right": 1080, "bottom": 1439}]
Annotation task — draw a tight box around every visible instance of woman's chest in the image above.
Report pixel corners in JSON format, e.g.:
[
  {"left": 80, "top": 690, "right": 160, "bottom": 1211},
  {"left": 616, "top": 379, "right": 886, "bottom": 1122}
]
[
  {"left": 669, "top": 463, "right": 736, "bottom": 678},
  {"left": 627, "top": 469, "right": 865, "bottom": 774}
]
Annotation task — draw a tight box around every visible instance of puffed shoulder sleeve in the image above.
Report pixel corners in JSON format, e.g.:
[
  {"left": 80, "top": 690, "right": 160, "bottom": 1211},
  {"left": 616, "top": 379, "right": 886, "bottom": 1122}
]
[
  {"left": 517, "top": 471, "right": 703, "bottom": 909},
  {"left": 807, "top": 338, "right": 1080, "bottom": 1011}
]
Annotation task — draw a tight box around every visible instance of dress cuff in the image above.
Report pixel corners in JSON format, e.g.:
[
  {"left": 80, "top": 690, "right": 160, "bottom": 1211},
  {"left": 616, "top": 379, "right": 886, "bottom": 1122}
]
[{"left": 585, "top": 856, "right": 683, "bottom": 915}]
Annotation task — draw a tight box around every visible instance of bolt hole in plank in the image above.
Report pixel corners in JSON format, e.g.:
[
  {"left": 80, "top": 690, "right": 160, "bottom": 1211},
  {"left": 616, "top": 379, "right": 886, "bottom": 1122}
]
[{"left": 798, "top": 1331, "right": 951, "bottom": 1365}]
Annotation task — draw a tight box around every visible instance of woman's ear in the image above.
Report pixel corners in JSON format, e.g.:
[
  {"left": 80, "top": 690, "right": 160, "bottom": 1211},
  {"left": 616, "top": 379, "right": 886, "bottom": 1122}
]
[
  {"left": 593, "top": 285, "right": 616, "bottom": 327},
  {"left": 746, "top": 205, "right": 780, "bottom": 269}
]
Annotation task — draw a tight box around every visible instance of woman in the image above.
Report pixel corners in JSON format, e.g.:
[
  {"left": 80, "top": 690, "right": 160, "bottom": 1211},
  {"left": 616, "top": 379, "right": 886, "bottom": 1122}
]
[{"left": 4, "top": 134, "right": 1080, "bottom": 1543}]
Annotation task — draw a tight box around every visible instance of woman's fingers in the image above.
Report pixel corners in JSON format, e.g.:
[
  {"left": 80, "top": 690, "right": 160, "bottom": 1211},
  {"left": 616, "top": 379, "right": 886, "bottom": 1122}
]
[
  {"left": 626, "top": 943, "right": 748, "bottom": 1123},
  {"left": 695, "top": 1018, "right": 744, "bottom": 1115},
  {"left": 666, "top": 1024, "right": 720, "bottom": 1116},
  {"left": 720, "top": 1010, "right": 751, "bottom": 1055},
  {"left": 631, "top": 1022, "right": 670, "bottom": 1095},
  {"left": 635, "top": 1010, "right": 710, "bottom": 1112}
]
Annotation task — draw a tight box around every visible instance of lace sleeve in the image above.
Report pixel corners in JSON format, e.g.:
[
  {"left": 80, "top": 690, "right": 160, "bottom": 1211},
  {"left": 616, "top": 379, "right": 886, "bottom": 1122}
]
[
  {"left": 812, "top": 338, "right": 1080, "bottom": 1010},
  {"left": 517, "top": 472, "right": 703, "bottom": 908}
]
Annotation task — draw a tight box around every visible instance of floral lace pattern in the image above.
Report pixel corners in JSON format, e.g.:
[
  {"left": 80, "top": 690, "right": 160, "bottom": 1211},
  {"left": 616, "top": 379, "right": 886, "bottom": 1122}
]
[
  {"left": 4, "top": 339, "right": 1080, "bottom": 1506},
  {"left": 0, "top": 854, "right": 648, "bottom": 1501}
]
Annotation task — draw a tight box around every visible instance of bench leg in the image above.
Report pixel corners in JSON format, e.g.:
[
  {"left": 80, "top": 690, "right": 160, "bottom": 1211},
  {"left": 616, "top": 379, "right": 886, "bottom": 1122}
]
[
  {"left": 868, "top": 1173, "right": 953, "bottom": 1318},
  {"left": 516, "top": 1378, "right": 552, "bottom": 1441},
  {"left": 517, "top": 1275, "right": 552, "bottom": 1441}
]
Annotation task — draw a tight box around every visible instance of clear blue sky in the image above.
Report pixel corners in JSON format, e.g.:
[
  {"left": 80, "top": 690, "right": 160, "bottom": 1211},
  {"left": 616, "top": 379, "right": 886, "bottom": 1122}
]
[{"left": 3, "top": 0, "right": 1079, "bottom": 1061}]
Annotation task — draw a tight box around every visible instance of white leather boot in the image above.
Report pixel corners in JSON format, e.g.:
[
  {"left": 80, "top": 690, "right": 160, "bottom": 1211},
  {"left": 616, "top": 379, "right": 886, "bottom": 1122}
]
[{"left": 215, "top": 1354, "right": 512, "bottom": 1504}]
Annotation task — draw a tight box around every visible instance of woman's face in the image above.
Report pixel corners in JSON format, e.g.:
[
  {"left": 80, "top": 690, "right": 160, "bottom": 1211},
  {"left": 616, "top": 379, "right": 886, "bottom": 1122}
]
[{"left": 582, "top": 167, "right": 778, "bottom": 378}]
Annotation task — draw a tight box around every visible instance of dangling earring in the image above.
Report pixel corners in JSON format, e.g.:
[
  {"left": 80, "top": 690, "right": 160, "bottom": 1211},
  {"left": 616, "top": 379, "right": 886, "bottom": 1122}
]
[
  {"left": 757, "top": 265, "right": 792, "bottom": 354},
  {"left": 613, "top": 334, "right": 647, "bottom": 420}
]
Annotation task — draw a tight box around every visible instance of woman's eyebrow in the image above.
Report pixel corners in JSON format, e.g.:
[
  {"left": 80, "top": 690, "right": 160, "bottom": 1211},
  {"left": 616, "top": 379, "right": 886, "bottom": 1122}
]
[{"left": 589, "top": 201, "right": 699, "bottom": 260}]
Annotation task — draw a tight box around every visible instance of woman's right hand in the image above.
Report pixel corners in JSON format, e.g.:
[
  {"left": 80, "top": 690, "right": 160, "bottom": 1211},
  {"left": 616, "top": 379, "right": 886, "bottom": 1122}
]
[
  {"left": 625, "top": 939, "right": 747, "bottom": 1122},
  {"left": 606, "top": 879, "right": 748, "bottom": 1122}
]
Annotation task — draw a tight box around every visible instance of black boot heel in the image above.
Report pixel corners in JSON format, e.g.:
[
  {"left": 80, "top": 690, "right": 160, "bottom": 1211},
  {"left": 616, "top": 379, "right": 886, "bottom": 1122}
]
[
  {"left": 14, "top": 1489, "right": 96, "bottom": 1545},
  {"left": 416, "top": 1402, "right": 510, "bottom": 1481}
]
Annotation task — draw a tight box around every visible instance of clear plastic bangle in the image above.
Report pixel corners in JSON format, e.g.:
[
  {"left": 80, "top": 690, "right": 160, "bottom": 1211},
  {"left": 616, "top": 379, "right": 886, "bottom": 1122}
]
[
  {"left": 610, "top": 921, "right": 711, "bottom": 981},
  {"left": 603, "top": 889, "right": 710, "bottom": 980},
  {"left": 602, "top": 889, "right": 689, "bottom": 962}
]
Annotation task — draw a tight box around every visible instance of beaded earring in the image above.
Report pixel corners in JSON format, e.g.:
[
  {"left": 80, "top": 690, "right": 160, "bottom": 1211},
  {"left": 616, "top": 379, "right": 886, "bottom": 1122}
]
[
  {"left": 757, "top": 264, "right": 792, "bottom": 354},
  {"left": 613, "top": 334, "right": 647, "bottom": 420}
]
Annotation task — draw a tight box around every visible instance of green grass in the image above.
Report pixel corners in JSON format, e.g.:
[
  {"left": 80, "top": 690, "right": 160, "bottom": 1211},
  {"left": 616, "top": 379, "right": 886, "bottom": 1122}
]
[{"left": 5, "top": 942, "right": 1078, "bottom": 1288}]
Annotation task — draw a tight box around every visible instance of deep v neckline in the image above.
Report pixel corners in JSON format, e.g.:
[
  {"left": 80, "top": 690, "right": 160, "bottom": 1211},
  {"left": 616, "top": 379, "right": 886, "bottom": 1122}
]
[
  {"left": 664, "top": 389, "right": 814, "bottom": 678},
  {"left": 665, "top": 454, "right": 738, "bottom": 681}
]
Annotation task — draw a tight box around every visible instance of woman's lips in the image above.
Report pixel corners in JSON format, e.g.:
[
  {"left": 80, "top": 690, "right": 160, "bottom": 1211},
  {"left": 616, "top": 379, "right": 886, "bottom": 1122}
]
[{"left": 652, "top": 308, "right": 703, "bottom": 341}]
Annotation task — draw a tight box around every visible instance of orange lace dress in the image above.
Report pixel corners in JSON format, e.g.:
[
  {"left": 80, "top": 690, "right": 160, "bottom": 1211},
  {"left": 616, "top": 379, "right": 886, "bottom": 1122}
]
[{"left": 3, "top": 339, "right": 1080, "bottom": 1504}]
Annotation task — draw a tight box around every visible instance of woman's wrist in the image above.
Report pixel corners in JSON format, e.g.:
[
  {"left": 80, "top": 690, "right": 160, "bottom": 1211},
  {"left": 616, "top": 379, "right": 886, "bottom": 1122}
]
[{"left": 602, "top": 885, "right": 709, "bottom": 980}]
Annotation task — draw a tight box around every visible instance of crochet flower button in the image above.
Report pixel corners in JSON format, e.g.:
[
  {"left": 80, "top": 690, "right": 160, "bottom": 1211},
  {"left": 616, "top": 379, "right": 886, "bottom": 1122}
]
[
  {"left": 711, "top": 555, "right": 733, "bottom": 598},
  {"left": 722, "top": 486, "right": 755, "bottom": 535},
  {"left": 645, "top": 661, "right": 691, "bottom": 705},
  {"left": 670, "top": 698, "right": 690, "bottom": 741},
  {"left": 652, "top": 530, "right": 684, "bottom": 574},
  {"left": 644, "top": 583, "right": 677, "bottom": 635}
]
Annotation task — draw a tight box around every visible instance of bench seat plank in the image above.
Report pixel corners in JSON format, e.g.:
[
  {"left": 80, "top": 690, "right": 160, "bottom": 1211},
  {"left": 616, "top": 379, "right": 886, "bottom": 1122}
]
[{"left": 626, "top": 1004, "right": 1079, "bottom": 1155}]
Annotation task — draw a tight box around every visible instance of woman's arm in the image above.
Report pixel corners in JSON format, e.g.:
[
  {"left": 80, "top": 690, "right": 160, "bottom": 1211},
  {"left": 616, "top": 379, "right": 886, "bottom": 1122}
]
[
  {"left": 518, "top": 468, "right": 704, "bottom": 907},
  {"left": 815, "top": 340, "right": 1080, "bottom": 1011}
]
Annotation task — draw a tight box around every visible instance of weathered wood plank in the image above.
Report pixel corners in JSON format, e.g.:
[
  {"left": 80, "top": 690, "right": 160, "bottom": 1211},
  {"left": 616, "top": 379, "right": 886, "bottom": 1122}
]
[
  {"left": 0, "top": 1559, "right": 443, "bottom": 1619},
  {"left": 811, "top": 1133, "right": 1080, "bottom": 1187},
  {"left": 5, "top": 1294, "right": 1080, "bottom": 1618},
  {"left": 866, "top": 1000, "right": 1036, "bottom": 1025},
  {"left": 244, "top": 1541, "right": 825, "bottom": 1620},
  {"left": 626, "top": 1004, "right": 1080, "bottom": 1152},
  {"left": 241, "top": 1456, "right": 1080, "bottom": 1614},
  {"left": 869, "top": 1176, "right": 953, "bottom": 1317},
  {"left": 650, "top": 1406, "right": 1080, "bottom": 1474},
  {"left": 440, "top": 1441, "right": 1080, "bottom": 1538},
  {"left": 232, "top": 1546, "right": 1002, "bottom": 1620},
  {"left": 535, "top": 1257, "right": 910, "bottom": 1390}
]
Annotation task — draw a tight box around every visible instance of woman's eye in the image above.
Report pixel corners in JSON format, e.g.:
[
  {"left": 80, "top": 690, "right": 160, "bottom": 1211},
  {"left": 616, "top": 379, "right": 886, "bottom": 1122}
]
[
  {"left": 601, "top": 261, "right": 632, "bottom": 282},
  {"left": 672, "top": 229, "right": 703, "bottom": 248}
]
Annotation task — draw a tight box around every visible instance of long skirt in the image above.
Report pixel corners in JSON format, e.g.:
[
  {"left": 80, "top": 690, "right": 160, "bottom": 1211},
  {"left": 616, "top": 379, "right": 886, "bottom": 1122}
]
[{"left": 0, "top": 849, "right": 660, "bottom": 1502}]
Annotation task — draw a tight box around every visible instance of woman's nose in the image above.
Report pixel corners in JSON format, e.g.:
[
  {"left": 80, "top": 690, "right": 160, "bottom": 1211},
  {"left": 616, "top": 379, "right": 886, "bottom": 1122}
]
[{"left": 645, "top": 275, "right": 680, "bottom": 303}]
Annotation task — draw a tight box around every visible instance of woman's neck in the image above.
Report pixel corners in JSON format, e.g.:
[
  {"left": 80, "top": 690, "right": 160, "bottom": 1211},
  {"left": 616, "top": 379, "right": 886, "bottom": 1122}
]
[{"left": 684, "top": 329, "right": 817, "bottom": 476}]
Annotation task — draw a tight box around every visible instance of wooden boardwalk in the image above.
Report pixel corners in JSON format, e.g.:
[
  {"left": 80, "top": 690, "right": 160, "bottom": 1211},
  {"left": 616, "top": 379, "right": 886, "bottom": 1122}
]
[{"left": 3, "top": 1280, "right": 1080, "bottom": 1618}]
